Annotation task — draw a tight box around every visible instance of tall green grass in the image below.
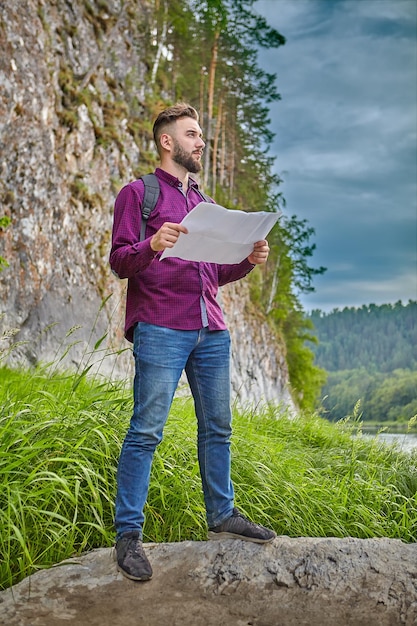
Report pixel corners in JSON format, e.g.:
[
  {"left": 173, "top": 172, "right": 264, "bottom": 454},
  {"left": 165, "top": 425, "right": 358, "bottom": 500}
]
[{"left": 0, "top": 365, "right": 416, "bottom": 591}]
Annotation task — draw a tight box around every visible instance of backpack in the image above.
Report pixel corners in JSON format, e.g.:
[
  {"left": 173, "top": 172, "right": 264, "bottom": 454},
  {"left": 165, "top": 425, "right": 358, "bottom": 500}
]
[{"left": 139, "top": 173, "right": 212, "bottom": 241}]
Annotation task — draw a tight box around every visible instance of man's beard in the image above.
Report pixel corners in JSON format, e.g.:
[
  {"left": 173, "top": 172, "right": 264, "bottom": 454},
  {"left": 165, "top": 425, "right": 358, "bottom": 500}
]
[{"left": 172, "top": 139, "right": 202, "bottom": 174}]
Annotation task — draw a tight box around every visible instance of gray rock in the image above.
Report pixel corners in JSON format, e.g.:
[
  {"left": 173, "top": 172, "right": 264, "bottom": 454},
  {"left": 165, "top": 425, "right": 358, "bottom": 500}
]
[{"left": 1, "top": 537, "right": 416, "bottom": 626}]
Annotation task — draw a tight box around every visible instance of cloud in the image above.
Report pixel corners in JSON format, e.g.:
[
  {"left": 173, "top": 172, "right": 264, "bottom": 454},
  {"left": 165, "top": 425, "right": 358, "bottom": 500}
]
[
  {"left": 255, "top": 0, "right": 417, "bottom": 310},
  {"left": 300, "top": 269, "right": 417, "bottom": 312}
]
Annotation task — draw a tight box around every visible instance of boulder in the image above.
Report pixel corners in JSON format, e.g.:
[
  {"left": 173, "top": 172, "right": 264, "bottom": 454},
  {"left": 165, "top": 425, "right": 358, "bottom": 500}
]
[{"left": 1, "top": 537, "right": 416, "bottom": 625}]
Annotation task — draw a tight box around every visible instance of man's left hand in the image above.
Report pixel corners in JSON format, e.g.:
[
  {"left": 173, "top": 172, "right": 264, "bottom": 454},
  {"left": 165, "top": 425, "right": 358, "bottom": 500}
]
[{"left": 248, "top": 240, "right": 270, "bottom": 265}]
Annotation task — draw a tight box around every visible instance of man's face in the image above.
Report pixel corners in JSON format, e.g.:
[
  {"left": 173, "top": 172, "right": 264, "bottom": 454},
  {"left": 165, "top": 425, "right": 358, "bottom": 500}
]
[{"left": 170, "top": 117, "right": 205, "bottom": 174}]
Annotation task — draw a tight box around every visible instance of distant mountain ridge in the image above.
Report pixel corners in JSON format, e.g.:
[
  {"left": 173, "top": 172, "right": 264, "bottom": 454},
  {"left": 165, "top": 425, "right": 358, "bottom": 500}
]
[{"left": 308, "top": 301, "right": 417, "bottom": 373}]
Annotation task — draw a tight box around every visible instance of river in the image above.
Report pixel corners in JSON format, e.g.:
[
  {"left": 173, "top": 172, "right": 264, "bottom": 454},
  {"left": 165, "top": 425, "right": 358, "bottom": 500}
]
[{"left": 363, "top": 431, "right": 417, "bottom": 454}]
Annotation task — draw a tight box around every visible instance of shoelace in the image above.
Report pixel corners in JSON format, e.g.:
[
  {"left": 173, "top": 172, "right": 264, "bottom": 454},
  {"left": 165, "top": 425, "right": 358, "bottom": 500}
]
[
  {"left": 127, "top": 540, "right": 145, "bottom": 557},
  {"left": 232, "top": 510, "right": 263, "bottom": 529}
]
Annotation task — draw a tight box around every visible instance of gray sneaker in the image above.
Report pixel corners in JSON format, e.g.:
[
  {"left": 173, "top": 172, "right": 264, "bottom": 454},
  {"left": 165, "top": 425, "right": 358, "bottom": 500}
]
[
  {"left": 208, "top": 508, "right": 276, "bottom": 544},
  {"left": 115, "top": 531, "right": 153, "bottom": 581}
]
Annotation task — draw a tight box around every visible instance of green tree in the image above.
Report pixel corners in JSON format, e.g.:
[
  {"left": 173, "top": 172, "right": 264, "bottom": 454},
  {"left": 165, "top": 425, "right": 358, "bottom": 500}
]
[
  {"left": 149, "top": 0, "right": 285, "bottom": 200},
  {"left": 261, "top": 214, "right": 326, "bottom": 410}
]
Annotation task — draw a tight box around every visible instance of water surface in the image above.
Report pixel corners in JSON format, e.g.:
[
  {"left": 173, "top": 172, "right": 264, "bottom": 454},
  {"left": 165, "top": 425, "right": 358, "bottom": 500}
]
[{"left": 364, "top": 431, "right": 417, "bottom": 454}]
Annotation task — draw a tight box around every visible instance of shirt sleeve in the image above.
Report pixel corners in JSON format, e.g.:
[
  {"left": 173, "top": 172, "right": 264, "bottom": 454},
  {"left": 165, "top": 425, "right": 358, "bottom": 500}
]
[
  {"left": 109, "top": 183, "right": 158, "bottom": 279},
  {"left": 217, "top": 258, "right": 255, "bottom": 287}
]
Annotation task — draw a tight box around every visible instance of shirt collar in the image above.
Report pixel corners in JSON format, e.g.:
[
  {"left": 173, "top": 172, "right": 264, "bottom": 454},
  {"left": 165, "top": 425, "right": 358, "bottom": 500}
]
[{"left": 155, "top": 167, "right": 200, "bottom": 191}]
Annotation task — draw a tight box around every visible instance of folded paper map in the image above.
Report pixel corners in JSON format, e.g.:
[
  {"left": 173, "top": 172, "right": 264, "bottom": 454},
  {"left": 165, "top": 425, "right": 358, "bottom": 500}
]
[{"left": 160, "top": 202, "right": 280, "bottom": 264}]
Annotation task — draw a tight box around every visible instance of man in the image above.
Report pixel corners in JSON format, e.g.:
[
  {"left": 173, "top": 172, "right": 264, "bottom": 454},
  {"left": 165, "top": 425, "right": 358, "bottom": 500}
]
[{"left": 110, "top": 102, "right": 276, "bottom": 581}]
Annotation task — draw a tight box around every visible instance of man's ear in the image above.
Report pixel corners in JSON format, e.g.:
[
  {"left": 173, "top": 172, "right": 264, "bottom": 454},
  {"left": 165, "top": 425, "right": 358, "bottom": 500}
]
[{"left": 160, "top": 133, "right": 172, "bottom": 151}]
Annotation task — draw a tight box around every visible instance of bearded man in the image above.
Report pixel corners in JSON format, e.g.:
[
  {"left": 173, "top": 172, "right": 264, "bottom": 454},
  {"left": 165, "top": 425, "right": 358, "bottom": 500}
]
[{"left": 110, "top": 102, "right": 276, "bottom": 581}]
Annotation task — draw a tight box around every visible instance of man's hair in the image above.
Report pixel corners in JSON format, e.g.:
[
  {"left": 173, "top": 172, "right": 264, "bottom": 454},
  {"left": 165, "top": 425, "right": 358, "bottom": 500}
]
[{"left": 153, "top": 103, "right": 199, "bottom": 154}]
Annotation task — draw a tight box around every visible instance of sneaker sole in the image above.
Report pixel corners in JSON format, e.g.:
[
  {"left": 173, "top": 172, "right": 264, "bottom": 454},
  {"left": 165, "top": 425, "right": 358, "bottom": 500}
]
[
  {"left": 207, "top": 530, "right": 276, "bottom": 544},
  {"left": 116, "top": 564, "right": 152, "bottom": 581}
]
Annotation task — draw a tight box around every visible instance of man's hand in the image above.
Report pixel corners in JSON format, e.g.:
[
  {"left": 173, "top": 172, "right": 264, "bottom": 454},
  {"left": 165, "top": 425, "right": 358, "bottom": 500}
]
[
  {"left": 248, "top": 240, "right": 270, "bottom": 265},
  {"left": 150, "top": 222, "right": 188, "bottom": 252}
]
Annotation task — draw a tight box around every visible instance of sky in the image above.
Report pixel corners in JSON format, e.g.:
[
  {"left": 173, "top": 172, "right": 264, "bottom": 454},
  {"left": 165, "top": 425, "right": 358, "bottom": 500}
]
[{"left": 255, "top": 0, "right": 417, "bottom": 312}]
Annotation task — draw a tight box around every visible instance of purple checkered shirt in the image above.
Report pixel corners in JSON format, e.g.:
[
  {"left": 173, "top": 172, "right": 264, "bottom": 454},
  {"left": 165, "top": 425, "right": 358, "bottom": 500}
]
[{"left": 110, "top": 168, "right": 254, "bottom": 342}]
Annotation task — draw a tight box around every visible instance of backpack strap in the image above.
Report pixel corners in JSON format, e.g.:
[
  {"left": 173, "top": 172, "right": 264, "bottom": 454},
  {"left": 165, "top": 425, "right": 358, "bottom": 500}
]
[
  {"left": 196, "top": 188, "right": 212, "bottom": 203},
  {"left": 139, "top": 174, "right": 212, "bottom": 242},
  {"left": 140, "top": 173, "right": 160, "bottom": 241}
]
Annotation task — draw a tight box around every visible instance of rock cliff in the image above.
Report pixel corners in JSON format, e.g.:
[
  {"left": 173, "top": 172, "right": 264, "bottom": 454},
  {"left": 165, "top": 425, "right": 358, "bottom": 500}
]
[
  {"left": 0, "top": 0, "right": 295, "bottom": 411},
  {"left": 1, "top": 537, "right": 416, "bottom": 625}
]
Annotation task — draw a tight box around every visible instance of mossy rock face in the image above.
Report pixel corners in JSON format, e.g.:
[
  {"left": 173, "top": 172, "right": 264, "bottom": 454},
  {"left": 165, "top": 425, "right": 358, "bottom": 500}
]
[{"left": 0, "top": 0, "right": 294, "bottom": 409}]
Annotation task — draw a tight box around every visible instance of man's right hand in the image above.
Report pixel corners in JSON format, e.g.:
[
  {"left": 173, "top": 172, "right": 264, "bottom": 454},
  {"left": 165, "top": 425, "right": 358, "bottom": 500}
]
[{"left": 150, "top": 222, "right": 188, "bottom": 252}]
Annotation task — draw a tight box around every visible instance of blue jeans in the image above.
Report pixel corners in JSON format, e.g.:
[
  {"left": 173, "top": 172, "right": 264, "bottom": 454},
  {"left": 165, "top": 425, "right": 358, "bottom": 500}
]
[{"left": 115, "top": 323, "right": 235, "bottom": 539}]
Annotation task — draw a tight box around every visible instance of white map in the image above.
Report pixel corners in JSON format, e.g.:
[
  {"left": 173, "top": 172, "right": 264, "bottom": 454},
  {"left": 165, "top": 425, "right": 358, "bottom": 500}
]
[{"left": 160, "top": 202, "right": 280, "bottom": 264}]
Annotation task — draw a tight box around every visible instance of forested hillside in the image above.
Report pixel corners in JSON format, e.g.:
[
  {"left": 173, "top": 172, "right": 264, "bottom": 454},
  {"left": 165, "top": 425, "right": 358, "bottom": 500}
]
[
  {"left": 309, "top": 301, "right": 417, "bottom": 372},
  {"left": 308, "top": 301, "right": 417, "bottom": 423}
]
